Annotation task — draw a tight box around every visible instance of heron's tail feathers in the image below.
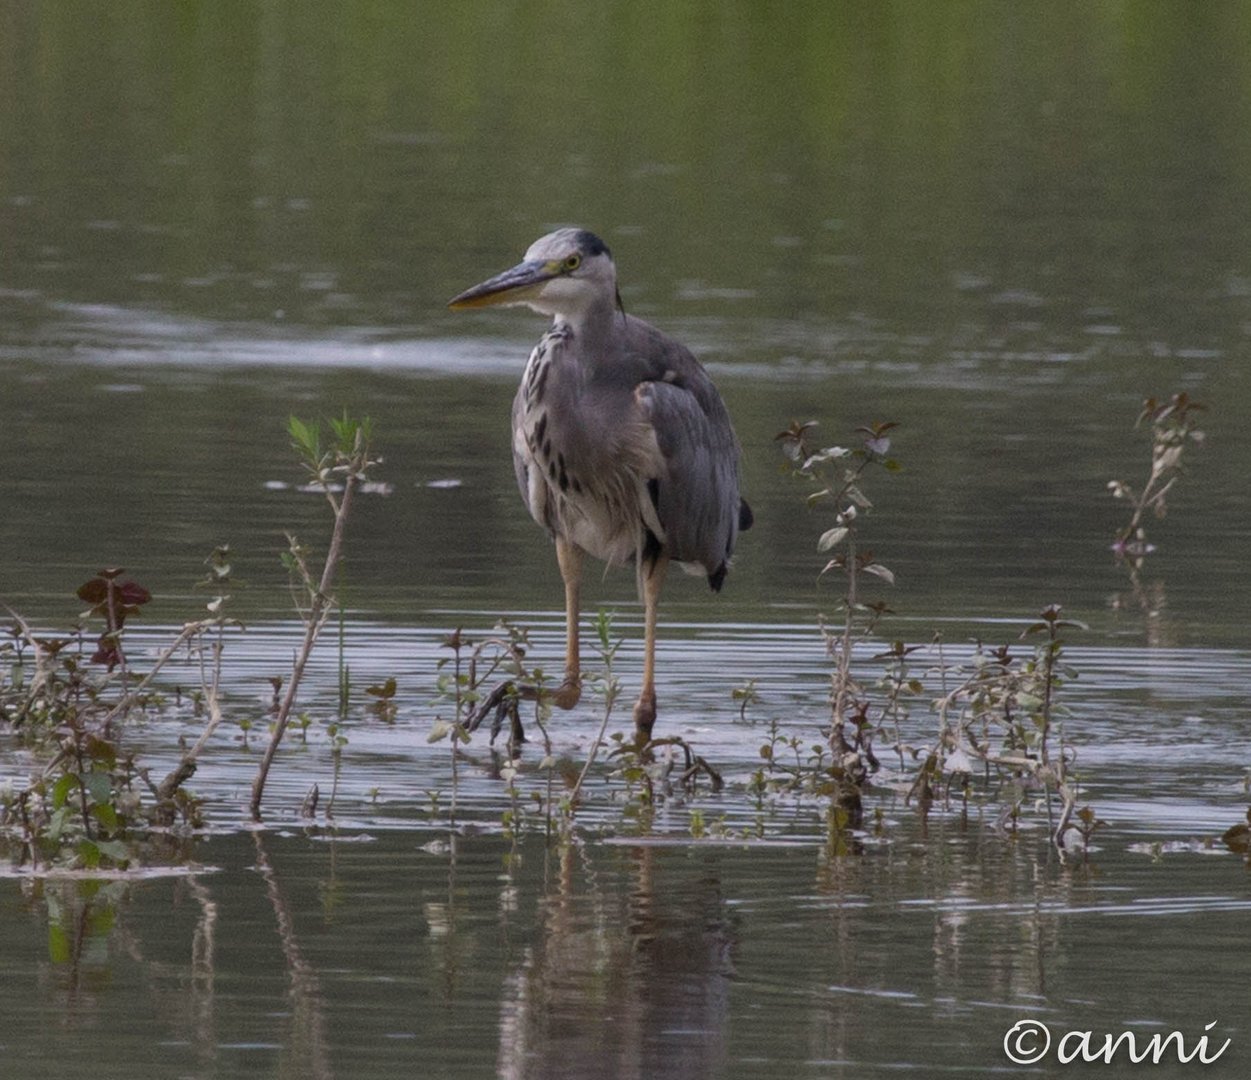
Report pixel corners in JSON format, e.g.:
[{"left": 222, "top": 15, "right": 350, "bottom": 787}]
[{"left": 708, "top": 563, "right": 728, "bottom": 592}]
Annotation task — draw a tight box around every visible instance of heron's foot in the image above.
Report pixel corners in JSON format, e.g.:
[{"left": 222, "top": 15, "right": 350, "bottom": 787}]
[
  {"left": 465, "top": 681, "right": 527, "bottom": 747},
  {"left": 464, "top": 677, "right": 582, "bottom": 747},
  {"left": 632, "top": 692, "right": 657, "bottom": 746},
  {"left": 552, "top": 677, "right": 581, "bottom": 711}
]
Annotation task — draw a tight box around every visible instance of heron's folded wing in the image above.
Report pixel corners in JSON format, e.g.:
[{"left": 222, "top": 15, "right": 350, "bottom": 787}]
[{"left": 634, "top": 379, "right": 743, "bottom": 577}]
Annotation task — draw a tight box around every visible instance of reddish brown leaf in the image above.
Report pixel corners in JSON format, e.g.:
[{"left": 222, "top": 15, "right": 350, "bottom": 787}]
[{"left": 77, "top": 578, "right": 109, "bottom": 604}]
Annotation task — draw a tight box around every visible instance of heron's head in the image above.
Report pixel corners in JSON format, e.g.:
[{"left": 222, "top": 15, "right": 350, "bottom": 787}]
[{"left": 448, "top": 228, "right": 619, "bottom": 322}]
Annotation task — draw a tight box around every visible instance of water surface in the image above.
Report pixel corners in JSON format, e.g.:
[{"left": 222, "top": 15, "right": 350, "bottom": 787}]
[{"left": 2, "top": 2, "right": 1251, "bottom": 1076}]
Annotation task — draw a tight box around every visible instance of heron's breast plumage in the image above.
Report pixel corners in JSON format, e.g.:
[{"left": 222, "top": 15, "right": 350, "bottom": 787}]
[{"left": 513, "top": 327, "right": 660, "bottom": 567}]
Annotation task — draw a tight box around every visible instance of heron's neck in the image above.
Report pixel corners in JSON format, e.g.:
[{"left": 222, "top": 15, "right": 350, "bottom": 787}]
[{"left": 551, "top": 294, "right": 617, "bottom": 348}]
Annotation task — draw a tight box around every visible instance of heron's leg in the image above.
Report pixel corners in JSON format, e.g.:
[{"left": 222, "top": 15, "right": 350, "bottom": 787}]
[
  {"left": 632, "top": 553, "right": 669, "bottom": 742},
  {"left": 465, "top": 539, "right": 583, "bottom": 744},
  {"left": 553, "top": 537, "right": 583, "bottom": 709}
]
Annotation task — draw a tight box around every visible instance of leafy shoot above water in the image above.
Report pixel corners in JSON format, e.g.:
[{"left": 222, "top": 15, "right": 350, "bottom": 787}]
[
  {"left": 250, "top": 413, "right": 378, "bottom": 821},
  {"left": 1108, "top": 392, "right": 1205, "bottom": 566},
  {"left": 777, "top": 419, "right": 902, "bottom": 826}
]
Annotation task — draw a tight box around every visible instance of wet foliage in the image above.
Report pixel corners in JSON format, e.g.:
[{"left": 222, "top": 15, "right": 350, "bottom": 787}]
[
  {"left": 765, "top": 420, "right": 1101, "bottom": 854},
  {"left": 0, "top": 576, "right": 202, "bottom": 870},
  {"left": 1108, "top": 392, "right": 1206, "bottom": 567},
  {"left": 1, "top": 394, "right": 1243, "bottom": 874},
  {"left": 0, "top": 414, "right": 378, "bottom": 869}
]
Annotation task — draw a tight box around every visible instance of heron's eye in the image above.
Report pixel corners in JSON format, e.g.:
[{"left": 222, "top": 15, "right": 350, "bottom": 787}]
[{"left": 563, "top": 254, "right": 582, "bottom": 272}]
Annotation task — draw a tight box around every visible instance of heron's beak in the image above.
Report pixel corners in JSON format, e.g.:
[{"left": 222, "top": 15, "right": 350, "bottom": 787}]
[{"left": 448, "top": 259, "right": 557, "bottom": 310}]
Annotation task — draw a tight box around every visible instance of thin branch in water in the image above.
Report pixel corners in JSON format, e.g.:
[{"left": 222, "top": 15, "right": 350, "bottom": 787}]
[{"left": 250, "top": 420, "right": 373, "bottom": 821}]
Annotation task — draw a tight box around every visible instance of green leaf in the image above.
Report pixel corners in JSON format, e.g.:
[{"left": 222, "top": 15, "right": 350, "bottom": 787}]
[
  {"left": 84, "top": 771, "right": 113, "bottom": 805},
  {"left": 85, "top": 734, "right": 117, "bottom": 768},
  {"left": 96, "top": 840, "right": 132, "bottom": 866},
  {"left": 92, "top": 802, "right": 120, "bottom": 832},
  {"left": 288, "top": 415, "right": 322, "bottom": 462},
  {"left": 329, "top": 414, "right": 353, "bottom": 444},
  {"left": 594, "top": 607, "right": 619, "bottom": 653},
  {"left": 818, "top": 526, "right": 849, "bottom": 552},
  {"left": 52, "top": 773, "right": 75, "bottom": 810},
  {"left": 366, "top": 677, "right": 397, "bottom": 699},
  {"left": 77, "top": 838, "right": 102, "bottom": 869},
  {"left": 47, "top": 805, "right": 70, "bottom": 842}
]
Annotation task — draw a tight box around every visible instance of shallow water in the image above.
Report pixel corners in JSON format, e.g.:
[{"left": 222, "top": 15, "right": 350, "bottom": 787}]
[
  {"left": 4, "top": 2, "right": 1251, "bottom": 1076},
  {"left": 2, "top": 615, "right": 1249, "bottom": 1077}
]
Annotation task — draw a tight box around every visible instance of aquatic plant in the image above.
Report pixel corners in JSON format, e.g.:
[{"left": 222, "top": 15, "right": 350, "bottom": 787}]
[
  {"left": 0, "top": 573, "right": 209, "bottom": 869},
  {"left": 731, "top": 678, "right": 761, "bottom": 724},
  {"left": 775, "top": 419, "right": 901, "bottom": 823},
  {"left": 365, "top": 677, "right": 399, "bottom": 723},
  {"left": 0, "top": 413, "right": 380, "bottom": 865},
  {"left": 569, "top": 608, "right": 623, "bottom": 808},
  {"left": 773, "top": 419, "right": 1099, "bottom": 853},
  {"left": 1108, "top": 391, "right": 1205, "bottom": 566},
  {"left": 249, "top": 413, "right": 378, "bottom": 820},
  {"left": 917, "top": 605, "right": 1096, "bottom": 851},
  {"left": 76, "top": 568, "right": 152, "bottom": 676},
  {"left": 430, "top": 620, "right": 536, "bottom": 823}
]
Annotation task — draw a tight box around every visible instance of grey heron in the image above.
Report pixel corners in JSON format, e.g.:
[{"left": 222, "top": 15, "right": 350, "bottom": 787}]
[{"left": 449, "top": 228, "right": 751, "bottom": 743}]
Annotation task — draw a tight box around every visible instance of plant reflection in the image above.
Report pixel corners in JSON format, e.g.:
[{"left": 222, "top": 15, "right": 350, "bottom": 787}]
[
  {"left": 1110, "top": 573, "right": 1176, "bottom": 649},
  {"left": 177, "top": 876, "right": 219, "bottom": 1072},
  {"left": 496, "top": 841, "right": 735, "bottom": 1080},
  {"left": 32, "top": 878, "right": 125, "bottom": 1007},
  {"left": 253, "top": 832, "right": 334, "bottom": 1080}
]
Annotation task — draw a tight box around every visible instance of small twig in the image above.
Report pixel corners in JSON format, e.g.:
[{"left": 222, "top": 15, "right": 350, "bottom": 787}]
[
  {"left": 105, "top": 575, "right": 130, "bottom": 693},
  {"left": 156, "top": 627, "right": 229, "bottom": 801},
  {"left": 99, "top": 619, "right": 213, "bottom": 727},
  {"left": 569, "top": 686, "right": 616, "bottom": 809}
]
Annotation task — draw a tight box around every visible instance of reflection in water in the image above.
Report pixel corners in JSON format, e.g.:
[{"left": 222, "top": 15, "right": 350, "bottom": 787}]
[
  {"left": 25, "top": 874, "right": 218, "bottom": 1067},
  {"left": 1110, "top": 568, "right": 1176, "bottom": 650},
  {"left": 424, "top": 830, "right": 483, "bottom": 1009},
  {"left": 497, "top": 841, "right": 733, "bottom": 1080},
  {"left": 35, "top": 879, "right": 127, "bottom": 1009},
  {"left": 252, "top": 832, "right": 334, "bottom": 1080},
  {"left": 2, "top": 823, "right": 1249, "bottom": 1077},
  {"left": 804, "top": 828, "right": 1095, "bottom": 1065},
  {"left": 182, "top": 877, "right": 219, "bottom": 1075}
]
